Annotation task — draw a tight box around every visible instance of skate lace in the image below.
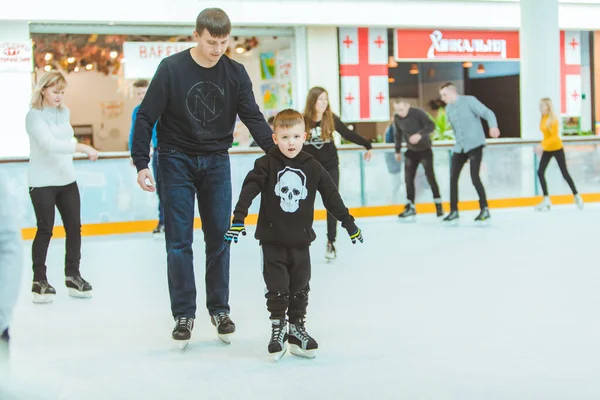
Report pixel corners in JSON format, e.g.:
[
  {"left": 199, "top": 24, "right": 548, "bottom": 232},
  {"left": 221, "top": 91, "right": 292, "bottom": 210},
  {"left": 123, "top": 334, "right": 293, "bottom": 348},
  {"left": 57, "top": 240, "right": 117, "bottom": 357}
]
[
  {"left": 178, "top": 317, "right": 193, "bottom": 330},
  {"left": 293, "top": 321, "right": 311, "bottom": 340},
  {"left": 214, "top": 312, "right": 230, "bottom": 326},
  {"left": 271, "top": 322, "right": 286, "bottom": 341}
]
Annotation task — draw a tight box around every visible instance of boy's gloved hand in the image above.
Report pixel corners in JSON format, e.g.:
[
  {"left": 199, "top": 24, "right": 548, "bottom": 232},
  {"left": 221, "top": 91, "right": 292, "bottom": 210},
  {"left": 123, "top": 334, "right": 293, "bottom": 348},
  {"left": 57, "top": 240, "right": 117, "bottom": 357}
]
[
  {"left": 348, "top": 227, "right": 363, "bottom": 244},
  {"left": 224, "top": 222, "right": 246, "bottom": 244}
]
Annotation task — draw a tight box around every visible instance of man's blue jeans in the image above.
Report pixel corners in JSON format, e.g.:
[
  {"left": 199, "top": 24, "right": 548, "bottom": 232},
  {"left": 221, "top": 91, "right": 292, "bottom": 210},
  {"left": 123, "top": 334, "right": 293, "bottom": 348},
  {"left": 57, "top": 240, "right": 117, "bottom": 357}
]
[{"left": 158, "top": 148, "right": 232, "bottom": 319}]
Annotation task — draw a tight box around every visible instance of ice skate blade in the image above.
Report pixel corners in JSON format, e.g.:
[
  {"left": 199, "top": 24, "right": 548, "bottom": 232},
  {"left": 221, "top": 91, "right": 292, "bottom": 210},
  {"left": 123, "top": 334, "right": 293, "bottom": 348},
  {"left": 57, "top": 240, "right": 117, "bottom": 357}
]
[
  {"left": 290, "top": 344, "right": 316, "bottom": 359},
  {"left": 32, "top": 293, "right": 55, "bottom": 304},
  {"left": 271, "top": 344, "right": 288, "bottom": 362},
  {"left": 397, "top": 216, "right": 416, "bottom": 223},
  {"left": 177, "top": 340, "right": 189, "bottom": 350},
  {"left": 474, "top": 219, "right": 491, "bottom": 227},
  {"left": 217, "top": 332, "right": 232, "bottom": 344},
  {"left": 534, "top": 206, "right": 550, "bottom": 212},
  {"left": 68, "top": 288, "right": 92, "bottom": 299},
  {"left": 442, "top": 219, "right": 459, "bottom": 226}
]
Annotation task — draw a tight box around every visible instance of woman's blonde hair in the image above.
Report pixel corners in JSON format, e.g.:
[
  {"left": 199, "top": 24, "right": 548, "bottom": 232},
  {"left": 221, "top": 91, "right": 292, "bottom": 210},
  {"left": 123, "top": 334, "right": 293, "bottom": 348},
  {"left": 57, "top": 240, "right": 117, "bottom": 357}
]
[
  {"left": 540, "top": 97, "right": 557, "bottom": 130},
  {"left": 31, "top": 71, "right": 68, "bottom": 110}
]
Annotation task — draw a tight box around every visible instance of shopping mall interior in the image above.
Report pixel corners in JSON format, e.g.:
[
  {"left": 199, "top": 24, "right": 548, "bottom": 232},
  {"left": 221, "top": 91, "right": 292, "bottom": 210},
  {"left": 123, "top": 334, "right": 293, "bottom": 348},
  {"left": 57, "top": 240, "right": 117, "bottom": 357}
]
[{"left": 1, "top": 1, "right": 600, "bottom": 399}]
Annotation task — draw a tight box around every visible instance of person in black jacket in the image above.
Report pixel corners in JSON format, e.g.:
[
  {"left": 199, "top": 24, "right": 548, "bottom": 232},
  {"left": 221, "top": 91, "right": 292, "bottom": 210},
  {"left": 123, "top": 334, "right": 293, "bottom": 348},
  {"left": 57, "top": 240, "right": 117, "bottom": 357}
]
[
  {"left": 131, "top": 8, "right": 275, "bottom": 347},
  {"left": 393, "top": 99, "right": 443, "bottom": 220},
  {"left": 225, "top": 109, "right": 363, "bottom": 360},
  {"left": 302, "top": 87, "right": 372, "bottom": 262}
]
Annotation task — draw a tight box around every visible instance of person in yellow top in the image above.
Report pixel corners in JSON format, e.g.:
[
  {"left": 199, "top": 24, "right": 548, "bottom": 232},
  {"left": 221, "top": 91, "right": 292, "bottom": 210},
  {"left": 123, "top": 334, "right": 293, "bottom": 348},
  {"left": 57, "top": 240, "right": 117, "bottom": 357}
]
[{"left": 535, "top": 98, "right": 583, "bottom": 211}]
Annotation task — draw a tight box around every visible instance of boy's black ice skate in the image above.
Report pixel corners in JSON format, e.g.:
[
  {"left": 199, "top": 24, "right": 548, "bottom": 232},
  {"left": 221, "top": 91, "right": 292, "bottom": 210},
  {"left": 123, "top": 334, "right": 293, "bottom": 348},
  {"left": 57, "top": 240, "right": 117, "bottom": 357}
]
[
  {"left": 442, "top": 210, "right": 459, "bottom": 225},
  {"left": 268, "top": 318, "right": 288, "bottom": 361},
  {"left": 325, "top": 241, "right": 336, "bottom": 262},
  {"left": 32, "top": 280, "right": 56, "bottom": 304},
  {"left": 172, "top": 317, "right": 194, "bottom": 349},
  {"left": 288, "top": 318, "right": 318, "bottom": 359},
  {"left": 398, "top": 203, "right": 416, "bottom": 221},
  {"left": 474, "top": 207, "right": 491, "bottom": 225},
  {"left": 65, "top": 275, "right": 93, "bottom": 298},
  {"left": 211, "top": 312, "right": 235, "bottom": 344}
]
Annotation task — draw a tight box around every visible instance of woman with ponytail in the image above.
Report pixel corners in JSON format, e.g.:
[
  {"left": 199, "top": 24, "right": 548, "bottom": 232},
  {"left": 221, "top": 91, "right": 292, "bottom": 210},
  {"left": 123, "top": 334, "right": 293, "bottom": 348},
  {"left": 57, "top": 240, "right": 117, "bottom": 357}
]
[
  {"left": 26, "top": 71, "right": 98, "bottom": 303},
  {"left": 535, "top": 97, "right": 583, "bottom": 211}
]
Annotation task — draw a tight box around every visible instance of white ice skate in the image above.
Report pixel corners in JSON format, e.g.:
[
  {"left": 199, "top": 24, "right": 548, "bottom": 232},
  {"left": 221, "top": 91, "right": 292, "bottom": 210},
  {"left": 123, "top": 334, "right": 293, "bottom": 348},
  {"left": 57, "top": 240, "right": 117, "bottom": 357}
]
[
  {"left": 289, "top": 320, "right": 318, "bottom": 359},
  {"left": 325, "top": 241, "right": 336, "bottom": 262},
  {"left": 534, "top": 197, "right": 551, "bottom": 212},
  {"left": 575, "top": 194, "right": 584, "bottom": 210}
]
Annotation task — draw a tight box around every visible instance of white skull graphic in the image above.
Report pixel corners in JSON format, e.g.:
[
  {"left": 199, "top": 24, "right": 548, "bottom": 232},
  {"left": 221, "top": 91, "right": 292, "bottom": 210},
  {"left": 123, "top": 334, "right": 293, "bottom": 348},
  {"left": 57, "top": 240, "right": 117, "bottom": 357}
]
[{"left": 275, "top": 167, "right": 308, "bottom": 213}]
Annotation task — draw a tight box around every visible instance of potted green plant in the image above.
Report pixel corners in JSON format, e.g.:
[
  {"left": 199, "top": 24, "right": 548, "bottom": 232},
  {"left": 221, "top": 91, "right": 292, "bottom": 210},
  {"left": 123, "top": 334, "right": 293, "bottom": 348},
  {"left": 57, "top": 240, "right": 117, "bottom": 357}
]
[{"left": 428, "top": 107, "right": 454, "bottom": 141}]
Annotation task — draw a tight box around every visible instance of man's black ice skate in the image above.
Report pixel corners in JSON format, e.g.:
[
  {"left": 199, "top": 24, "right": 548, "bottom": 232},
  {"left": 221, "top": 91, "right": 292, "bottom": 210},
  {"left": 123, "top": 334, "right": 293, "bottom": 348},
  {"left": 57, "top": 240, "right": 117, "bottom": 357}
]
[
  {"left": 325, "top": 241, "right": 336, "bottom": 262},
  {"left": 172, "top": 317, "right": 194, "bottom": 349},
  {"left": 434, "top": 200, "right": 444, "bottom": 217},
  {"left": 211, "top": 312, "right": 235, "bottom": 344},
  {"left": 474, "top": 207, "right": 491, "bottom": 225},
  {"left": 268, "top": 318, "right": 288, "bottom": 361},
  {"left": 65, "top": 275, "right": 92, "bottom": 298},
  {"left": 32, "top": 280, "right": 56, "bottom": 304},
  {"left": 398, "top": 203, "right": 416, "bottom": 221},
  {"left": 288, "top": 318, "right": 318, "bottom": 359},
  {"left": 442, "top": 210, "right": 459, "bottom": 225}
]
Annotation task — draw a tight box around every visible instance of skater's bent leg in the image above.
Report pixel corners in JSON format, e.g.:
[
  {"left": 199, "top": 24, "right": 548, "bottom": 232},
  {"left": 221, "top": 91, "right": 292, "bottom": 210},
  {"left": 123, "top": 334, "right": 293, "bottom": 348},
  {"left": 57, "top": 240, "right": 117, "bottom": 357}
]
[
  {"left": 468, "top": 146, "right": 488, "bottom": 209},
  {"left": 55, "top": 182, "right": 82, "bottom": 278},
  {"left": 325, "top": 165, "right": 340, "bottom": 243},
  {"left": 196, "top": 153, "right": 233, "bottom": 316},
  {"left": 537, "top": 151, "right": 552, "bottom": 196},
  {"left": 287, "top": 247, "right": 311, "bottom": 323},
  {"left": 422, "top": 149, "right": 441, "bottom": 200},
  {"left": 554, "top": 149, "right": 579, "bottom": 194},
  {"left": 159, "top": 150, "right": 198, "bottom": 319},
  {"left": 449, "top": 152, "right": 467, "bottom": 212},
  {"left": 261, "top": 243, "right": 290, "bottom": 320},
  {"left": 404, "top": 151, "right": 418, "bottom": 204}
]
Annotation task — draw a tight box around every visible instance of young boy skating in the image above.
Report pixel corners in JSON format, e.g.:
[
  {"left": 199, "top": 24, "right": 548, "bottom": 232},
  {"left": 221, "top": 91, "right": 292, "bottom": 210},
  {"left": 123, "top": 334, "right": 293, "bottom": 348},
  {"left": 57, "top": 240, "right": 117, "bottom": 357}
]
[{"left": 225, "top": 109, "right": 363, "bottom": 360}]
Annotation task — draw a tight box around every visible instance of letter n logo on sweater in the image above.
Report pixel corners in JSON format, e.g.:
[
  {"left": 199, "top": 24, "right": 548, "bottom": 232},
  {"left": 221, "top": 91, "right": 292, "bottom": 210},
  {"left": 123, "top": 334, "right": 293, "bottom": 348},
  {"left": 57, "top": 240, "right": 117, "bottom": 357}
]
[{"left": 186, "top": 81, "right": 225, "bottom": 125}]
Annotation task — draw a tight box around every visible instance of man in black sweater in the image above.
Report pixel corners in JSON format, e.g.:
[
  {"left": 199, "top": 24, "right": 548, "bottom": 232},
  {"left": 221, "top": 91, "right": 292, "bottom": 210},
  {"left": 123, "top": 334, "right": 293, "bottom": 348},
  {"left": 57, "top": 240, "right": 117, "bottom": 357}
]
[
  {"left": 393, "top": 99, "right": 443, "bottom": 219},
  {"left": 131, "top": 8, "right": 274, "bottom": 347},
  {"left": 224, "top": 110, "right": 363, "bottom": 360}
]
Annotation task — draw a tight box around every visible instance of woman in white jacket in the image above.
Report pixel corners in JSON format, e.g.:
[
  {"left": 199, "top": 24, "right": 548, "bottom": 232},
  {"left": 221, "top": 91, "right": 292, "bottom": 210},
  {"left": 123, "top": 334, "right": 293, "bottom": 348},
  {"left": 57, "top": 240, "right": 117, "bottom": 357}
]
[{"left": 25, "top": 71, "right": 98, "bottom": 303}]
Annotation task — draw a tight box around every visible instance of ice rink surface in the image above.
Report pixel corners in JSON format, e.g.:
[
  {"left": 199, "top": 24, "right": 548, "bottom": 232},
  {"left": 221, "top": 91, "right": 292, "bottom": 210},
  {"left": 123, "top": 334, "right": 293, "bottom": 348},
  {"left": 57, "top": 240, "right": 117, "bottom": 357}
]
[{"left": 4, "top": 204, "right": 600, "bottom": 399}]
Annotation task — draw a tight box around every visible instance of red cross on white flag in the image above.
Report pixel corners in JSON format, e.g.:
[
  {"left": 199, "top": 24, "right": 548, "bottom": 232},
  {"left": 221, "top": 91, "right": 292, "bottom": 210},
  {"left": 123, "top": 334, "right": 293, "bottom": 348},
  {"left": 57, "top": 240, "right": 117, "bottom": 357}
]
[
  {"left": 560, "top": 31, "right": 582, "bottom": 115},
  {"left": 339, "top": 27, "right": 390, "bottom": 122}
]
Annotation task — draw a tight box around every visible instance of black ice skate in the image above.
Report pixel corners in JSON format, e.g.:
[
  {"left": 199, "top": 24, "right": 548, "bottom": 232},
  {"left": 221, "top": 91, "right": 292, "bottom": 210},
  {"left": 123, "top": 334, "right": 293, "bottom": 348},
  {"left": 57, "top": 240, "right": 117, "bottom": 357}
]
[
  {"left": 325, "top": 241, "right": 336, "bottom": 262},
  {"left": 32, "top": 280, "right": 56, "bottom": 304},
  {"left": 172, "top": 317, "right": 194, "bottom": 349},
  {"left": 65, "top": 275, "right": 92, "bottom": 298},
  {"left": 152, "top": 223, "right": 165, "bottom": 236},
  {"left": 474, "top": 207, "right": 491, "bottom": 225},
  {"left": 442, "top": 210, "right": 459, "bottom": 225},
  {"left": 268, "top": 318, "right": 288, "bottom": 361},
  {"left": 398, "top": 202, "right": 416, "bottom": 221},
  {"left": 434, "top": 199, "right": 444, "bottom": 217},
  {"left": 211, "top": 312, "right": 235, "bottom": 344},
  {"left": 288, "top": 318, "right": 318, "bottom": 359}
]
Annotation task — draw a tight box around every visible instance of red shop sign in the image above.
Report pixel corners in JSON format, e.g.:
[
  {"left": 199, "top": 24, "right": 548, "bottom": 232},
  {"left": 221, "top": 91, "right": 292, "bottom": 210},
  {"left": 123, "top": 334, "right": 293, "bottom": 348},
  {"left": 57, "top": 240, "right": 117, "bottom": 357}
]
[{"left": 395, "top": 29, "right": 520, "bottom": 61}]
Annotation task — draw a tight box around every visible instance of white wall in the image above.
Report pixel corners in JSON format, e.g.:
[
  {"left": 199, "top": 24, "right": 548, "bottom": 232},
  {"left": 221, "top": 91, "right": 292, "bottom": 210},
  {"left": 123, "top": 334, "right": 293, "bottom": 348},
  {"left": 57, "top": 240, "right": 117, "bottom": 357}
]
[
  {"left": 0, "top": 21, "right": 31, "bottom": 158},
  {"left": 306, "top": 26, "right": 340, "bottom": 115},
  {"left": 7, "top": 1, "right": 600, "bottom": 30}
]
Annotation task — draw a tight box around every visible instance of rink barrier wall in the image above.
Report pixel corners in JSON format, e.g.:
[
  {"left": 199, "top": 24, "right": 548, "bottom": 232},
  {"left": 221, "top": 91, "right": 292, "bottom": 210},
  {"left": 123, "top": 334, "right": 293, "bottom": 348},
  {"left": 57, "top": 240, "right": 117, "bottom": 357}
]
[{"left": 20, "top": 193, "right": 600, "bottom": 240}]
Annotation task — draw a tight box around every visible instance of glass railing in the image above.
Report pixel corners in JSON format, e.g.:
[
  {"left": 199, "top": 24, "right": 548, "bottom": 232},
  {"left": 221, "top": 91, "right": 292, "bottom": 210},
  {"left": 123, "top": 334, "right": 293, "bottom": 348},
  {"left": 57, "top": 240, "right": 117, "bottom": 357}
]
[{"left": 1, "top": 137, "right": 599, "bottom": 228}]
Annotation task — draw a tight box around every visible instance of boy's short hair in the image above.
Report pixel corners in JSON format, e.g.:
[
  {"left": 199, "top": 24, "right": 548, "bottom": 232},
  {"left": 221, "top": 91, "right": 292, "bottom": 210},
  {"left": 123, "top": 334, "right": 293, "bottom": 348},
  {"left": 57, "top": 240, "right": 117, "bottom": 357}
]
[
  {"left": 273, "top": 109, "right": 305, "bottom": 132},
  {"left": 439, "top": 82, "right": 456, "bottom": 91},
  {"left": 196, "top": 8, "right": 232, "bottom": 38},
  {"left": 133, "top": 79, "right": 149, "bottom": 88}
]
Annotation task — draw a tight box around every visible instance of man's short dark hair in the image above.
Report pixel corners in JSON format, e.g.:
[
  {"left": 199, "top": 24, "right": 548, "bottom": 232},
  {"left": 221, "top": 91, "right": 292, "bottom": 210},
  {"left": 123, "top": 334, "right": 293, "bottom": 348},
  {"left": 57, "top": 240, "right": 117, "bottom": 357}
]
[
  {"left": 133, "top": 79, "right": 149, "bottom": 88},
  {"left": 196, "top": 8, "right": 232, "bottom": 37},
  {"left": 439, "top": 82, "right": 456, "bottom": 91}
]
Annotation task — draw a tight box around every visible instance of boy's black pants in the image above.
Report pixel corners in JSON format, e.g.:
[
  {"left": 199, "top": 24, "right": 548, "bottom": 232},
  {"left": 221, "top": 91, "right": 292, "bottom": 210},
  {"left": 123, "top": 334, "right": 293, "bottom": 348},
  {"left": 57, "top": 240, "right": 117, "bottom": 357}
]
[{"left": 261, "top": 242, "right": 310, "bottom": 322}]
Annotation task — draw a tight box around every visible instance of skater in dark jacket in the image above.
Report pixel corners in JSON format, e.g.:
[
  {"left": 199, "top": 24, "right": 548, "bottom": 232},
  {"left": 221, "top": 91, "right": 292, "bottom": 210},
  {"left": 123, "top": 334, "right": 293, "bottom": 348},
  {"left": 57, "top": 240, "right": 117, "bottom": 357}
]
[
  {"left": 225, "top": 109, "right": 363, "bottom": 360},
  {"left": 392, "top": 99, "right": 443, "bottom": 219}
]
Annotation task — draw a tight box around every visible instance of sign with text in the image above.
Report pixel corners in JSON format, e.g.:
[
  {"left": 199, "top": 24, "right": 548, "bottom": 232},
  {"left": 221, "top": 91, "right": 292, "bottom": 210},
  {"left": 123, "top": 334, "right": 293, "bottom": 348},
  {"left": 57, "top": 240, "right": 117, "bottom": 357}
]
[
  {"left": 123, "top": 42, "right": 195, "bottom": 79},
  {"left": 0, "top": 40, "right": 33, "bottom": 73},
  {"left": 394, "top": 29, "right": 520, "bottom": 61}
]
